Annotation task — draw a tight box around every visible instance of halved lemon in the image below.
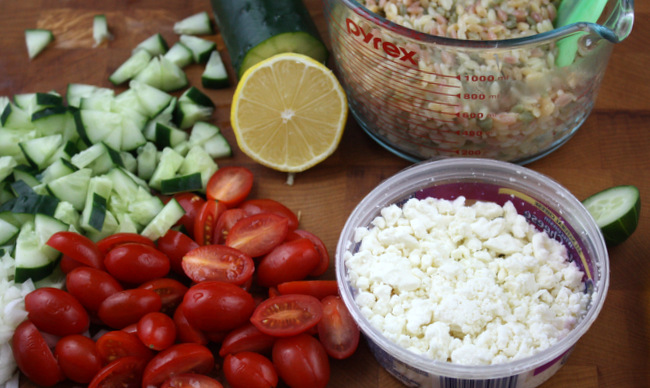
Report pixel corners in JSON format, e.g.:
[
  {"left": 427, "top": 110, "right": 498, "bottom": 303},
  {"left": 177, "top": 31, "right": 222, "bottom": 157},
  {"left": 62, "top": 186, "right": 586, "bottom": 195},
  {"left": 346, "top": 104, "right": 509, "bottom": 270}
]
[{"left": 230, "top": 53, "right": 348, "bottom": 173}]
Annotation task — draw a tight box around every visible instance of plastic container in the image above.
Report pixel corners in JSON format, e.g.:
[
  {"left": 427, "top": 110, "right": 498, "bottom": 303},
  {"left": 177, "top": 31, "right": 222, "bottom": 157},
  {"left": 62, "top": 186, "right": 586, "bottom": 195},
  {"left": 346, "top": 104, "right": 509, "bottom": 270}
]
[
  {"left": 324, "top": 0, "right": 634, "bottom": 164},
  {"left": 336, "top": 158, "right": 609, "bottom": 387}
]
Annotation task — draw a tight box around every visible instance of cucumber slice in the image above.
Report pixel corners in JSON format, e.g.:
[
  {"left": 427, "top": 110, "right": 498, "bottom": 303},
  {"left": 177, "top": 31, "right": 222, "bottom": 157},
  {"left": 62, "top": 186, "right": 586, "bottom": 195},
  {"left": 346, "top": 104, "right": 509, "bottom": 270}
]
[
  {"left": 93, "top": 14, "right": 112, "bottom": 47},
  {"left": 109, "top": 49, "right": 152, "bottom": 85},
  {"left": 140, "top": 198, "right": 185, "bottom": 241},
  {"left": 583, "top": 185, "right": 641, "bottom": 246},
  {"left": 155, "top": 122, "right": 188, "bottom": 148},
  {"left": 133, "top": 33, "right": 169, "bottom": 56},
  {"left": 173, "top": 101, "right": 213, "bottom": 130},
  {"left": 14, "top": 220, "right": 63, "bottom": 283},
  {"left": 54, "top": 200, "right": 80, "bottom": 231},
  {"left": 0, "top": 156, "right": 18, "bottom": 182},
  {"left": 38, "top": 158, "right": 76, "bottom": 184},
  {"left": 15, "top": 92, "right": 62, "bottom": 114},
  {"left": 32, "top": 106, "right": 77, "bottom": 141},
  {"left": 1, "top": 102, "right": 34, "bottom": 129},
  {"left": 202, "top": 50, "right": 229, "bottom": 89},
  {"left": 133, "top": 56, "right": 189, "bottom": 92},
  {"left": 148, "top": 147, "right": 184, "bottom": 190},
  {"left": 136, "top": 142, "right": 158, "bottom": 180},
  {"left": 178, "top": 145, "right": 218, "bottom": 189},
  {"left": 161, "top": 173, "right": 203, "bottom": 194},
  {"left": 173, "top": 11, "right": 214, "bottom": 35},
  {"left": 47, "top": 168, "right": 92, "bottom": 211},
  {"left": 66, "top": 83, "right": 115, "bottom": 108},
  {"left": 0, "top": 218, "right": 19, "bottom": 245},
  {"left": 80, "top": 176, "right": 113, "bottom": 233},
  {"left": 129, "top": 80, "right": 174, "bottom": 118},
  {"left": 163, "top": 42, "right": 194, "bottom": 68},
  {"left": 179, "top": 86, "right": 214, "bottom": 108},
  {"left": 179, "top": 35, "right": 217, "bottom": 64},
  {"left": 203, "top": 133, "right": 232, "bottom": 159},
  {"left": 25, "top": 29, "right": 54, "bottom": 59},
  {"left": 210, "top": 0, "right": 328, "bottom": 78},
  {"left": 19, "top": 134, "right": 63, "bottom": 170}
]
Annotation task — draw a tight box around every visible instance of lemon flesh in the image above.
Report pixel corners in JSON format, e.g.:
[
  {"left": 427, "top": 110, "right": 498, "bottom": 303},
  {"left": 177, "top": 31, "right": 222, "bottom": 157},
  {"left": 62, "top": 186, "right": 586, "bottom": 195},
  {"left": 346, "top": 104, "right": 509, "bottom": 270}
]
[{"left": 231, "top": 53, "right": 348, "bottom": 173}]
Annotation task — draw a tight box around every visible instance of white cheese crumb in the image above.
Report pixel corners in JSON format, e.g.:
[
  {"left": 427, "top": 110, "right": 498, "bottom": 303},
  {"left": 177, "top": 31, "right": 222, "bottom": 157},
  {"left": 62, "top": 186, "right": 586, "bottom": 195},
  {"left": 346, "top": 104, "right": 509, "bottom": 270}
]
[{"left": 345, "top": 196, "right": 589, "bottom": 365}]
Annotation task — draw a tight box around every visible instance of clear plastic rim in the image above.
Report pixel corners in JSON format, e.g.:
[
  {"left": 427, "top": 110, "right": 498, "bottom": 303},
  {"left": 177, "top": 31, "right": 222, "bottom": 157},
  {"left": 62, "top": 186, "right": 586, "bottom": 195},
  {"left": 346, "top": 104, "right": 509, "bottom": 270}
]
[
  {"left": 335, "top": 158, "right": 610, "bottom": 379},
  {"left": 330, "top": 0, "right": 625, "bottom": 48}
]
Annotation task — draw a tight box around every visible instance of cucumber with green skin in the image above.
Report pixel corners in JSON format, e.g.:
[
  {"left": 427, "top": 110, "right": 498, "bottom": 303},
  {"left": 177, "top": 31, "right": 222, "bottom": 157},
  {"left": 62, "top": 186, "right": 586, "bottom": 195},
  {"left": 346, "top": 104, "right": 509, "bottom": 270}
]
[{"left": 210, "top": 0, "right": 328, "bottom": 78}]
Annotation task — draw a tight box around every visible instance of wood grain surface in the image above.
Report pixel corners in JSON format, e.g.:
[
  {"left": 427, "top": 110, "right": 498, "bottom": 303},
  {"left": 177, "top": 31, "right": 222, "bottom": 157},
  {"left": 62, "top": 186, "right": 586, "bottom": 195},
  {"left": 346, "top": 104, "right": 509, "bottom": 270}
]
[{"left": 1, "top": 0, "right": 648, "bottom": 387}]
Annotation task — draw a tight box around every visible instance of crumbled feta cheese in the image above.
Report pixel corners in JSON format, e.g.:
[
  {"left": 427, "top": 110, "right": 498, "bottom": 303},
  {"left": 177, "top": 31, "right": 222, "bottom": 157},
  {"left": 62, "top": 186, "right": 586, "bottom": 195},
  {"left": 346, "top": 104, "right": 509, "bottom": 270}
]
[{"left": 346, "top": 196, "right": 589, "bottom": 365}]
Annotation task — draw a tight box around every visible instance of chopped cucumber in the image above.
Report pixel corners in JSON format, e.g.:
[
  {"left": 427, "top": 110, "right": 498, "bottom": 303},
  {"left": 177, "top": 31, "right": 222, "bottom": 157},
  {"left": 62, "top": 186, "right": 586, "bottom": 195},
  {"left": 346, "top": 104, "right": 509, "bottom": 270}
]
[
  {"left": 0, "top": 218, "right": 19, "bottom": 245},
  {"left": 93, "top": 14, "right": 112, "bottom": 47},
  {"left": 148, "top": 147, "right": 184, "bottom": 190},
  {"left": 155, "top": 122, "right": 188, "bottom": 149},
  {"left": 66, "top": 83, "right": 115, "bottom": 108},
  {"left": 14, "top": 218, "right": 66, "bottom": 283},
  {"left": 583, "top": 185, "right": 641, "bottom": 246},
  {"left": 140, "top": 198, "right": 185, "bottom": 241},
  {"left": 179, "top": 35, "right": 216, "bottom": 64},
  {"left": 133, "top": 56, "right": 188, "bottom": 92},
  {"left": 38, "top": 158, "right": 76, "bottom": 184},
  {"left": 202, "top": 50, "right": 229, "bottom": 89},
  {"left": 0, "top": 156, "right": 18, "bottom": 182},
  {"left": 80, "top": 176, "right": 113, "bottom": 233},
  {"left": 19, "top": 134, "right": 63, "bottom": 170},
  {"left": 47, "top": 168, "right": 92, "bottom": 211},
  {"left": 109, "top": 49, "right": 152, "bottom": 85},
  {"left": 133, "top": 33, "right": 169, "bottom": 56},
  {"left": 163, "top": 42, "right": 194, "bottom": 68},
  {"left": 1, "top": 103, "right": 34, "bottom": 129},
  {"left": 129, "top": 80, "right": 174, "bottom": 118},
  {"left": 136, "top": 142, "right": 158, "bottom": 181},
  {"left": 161, "top": 173, "right": 203, "bottom": 194},
  {"left": 178, "top": 145, "right": 218, "bottom": 189},
  {"left": 25, "top": 29, "right": 54, "bottom": 59},
  {"left": 174, "top": 11, "right": 213, "bottom": 35},
  {"left": 173, "top": 101, "right": 213, "bottom": 130},
  {"left": 179, "top": 86, "right": 214, "bottom": 108}
]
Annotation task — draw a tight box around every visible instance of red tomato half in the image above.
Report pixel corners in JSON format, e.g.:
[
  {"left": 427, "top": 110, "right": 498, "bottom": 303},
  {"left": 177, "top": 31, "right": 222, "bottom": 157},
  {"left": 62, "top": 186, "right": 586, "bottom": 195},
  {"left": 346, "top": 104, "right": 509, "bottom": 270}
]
[
  {"left": 317, "top": 295, "right": 360, "bottom": 359},
  {"left": 25, "top": 287, "right": 89, "bottom": 336},
  {"left": 256, "top": 238, "right": 320, "bottom": 287},
  {"left": 213, "top": 208, "right": 247, "bottom": 244},
  {"left": 66, "top": 267, "right": 123, "bottom": 314},
  {"left": 96, "top": 233, "right": 155, "bottom": 255},
  {"left": 240, "top": 198, "right": 299, "bottom": 230},
  {"left": 182, "top": 281, "right": 255, "bottom": 332},
  {"left": 206, "top": 166, "right": 254, "bottom": 207},
  {"left": 12, "top": 320, "right": 65, "bottom": 387},
  {"left": 88, "top": 356, "right": 148, "bottom": 388},
  {"left": 54, "top": 334, "right": 103, "bottom": 383},
  {"left": 96, "top": 330, "right": 154, "bottom": 363},
  {"left": 250, "top": 294, "right": 323, "bottom": 337},
  {"left": 223, "top": 352, "right": 279, "bottom": 388},
  {"left": 272, "top": 333, "right": 330, "bottom": 388},
  {"left": 141, "top": 343, "right": 215, "bottom": 388},
  {"left": 288, "top": 229, "right": 330, "bottom": 276},
  {"left": 277, "top": 280, "right": 339, "bottom": 300},
  {"left": 174, "top": 192, "right": 206, "bottom": 238},
  {"left": 104, "top": 243, "right": 170, "bottom": 285},
  {"left": 138, "top": 278, "right": 188, "bottom": 315},
  {"left": 161, "top": 373, "right": 224, "bottom": 388},
  {"left": 194, "top": 200, "right": 228, "bottom": 245},
  {"left": 137, "top": 312, "right": 177, "bottom": 351},
  {"left": 173, "top": 304, "right": 209, "bottom": 345},
  {"left": 157, "top": 229, "right": 199, "bottom": 275},
  {"left": 218, "top": 323, "right": 276, "bottom": 357},
  {"left": 225, "top": 213, "right": 289, "bottom": 258},
  {"left": 98, "top": 289, "right": 162, "bottom": 329},
  {"left": 182, "top": 244, "right": 254, "bottom": 285},
  {"left": 46, "top": 231, "right": 104, "bottom": 270}
]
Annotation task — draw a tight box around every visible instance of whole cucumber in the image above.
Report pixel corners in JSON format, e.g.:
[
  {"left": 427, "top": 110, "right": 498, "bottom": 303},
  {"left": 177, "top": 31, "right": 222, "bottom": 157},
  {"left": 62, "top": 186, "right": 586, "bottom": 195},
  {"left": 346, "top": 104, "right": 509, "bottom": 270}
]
[{"left": 210, "top": 0, "right": 328, "bottom": 78}]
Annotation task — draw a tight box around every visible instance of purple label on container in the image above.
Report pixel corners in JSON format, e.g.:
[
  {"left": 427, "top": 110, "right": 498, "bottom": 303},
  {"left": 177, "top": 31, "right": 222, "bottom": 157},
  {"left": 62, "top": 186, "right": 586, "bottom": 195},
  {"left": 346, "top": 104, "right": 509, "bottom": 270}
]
[
  {"left": 415, "top": 182, "right": 595, "bottom": 284},
  {"left": 533, "top": 347, "right": 573, "bottom": 375}
]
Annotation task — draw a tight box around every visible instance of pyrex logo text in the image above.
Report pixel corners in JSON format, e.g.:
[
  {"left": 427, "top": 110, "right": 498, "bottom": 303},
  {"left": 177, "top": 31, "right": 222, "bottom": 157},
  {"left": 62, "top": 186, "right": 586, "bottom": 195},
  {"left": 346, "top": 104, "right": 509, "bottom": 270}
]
[{"left": 345, "top": 18, "right": 417, "bottom": 66}]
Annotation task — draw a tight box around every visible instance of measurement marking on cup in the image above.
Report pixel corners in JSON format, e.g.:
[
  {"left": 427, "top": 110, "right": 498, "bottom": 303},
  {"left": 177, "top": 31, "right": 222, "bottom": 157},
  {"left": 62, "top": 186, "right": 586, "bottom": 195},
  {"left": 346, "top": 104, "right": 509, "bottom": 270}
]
[{"left": 338, "top": 43, "right": 463, "bottom": 105}]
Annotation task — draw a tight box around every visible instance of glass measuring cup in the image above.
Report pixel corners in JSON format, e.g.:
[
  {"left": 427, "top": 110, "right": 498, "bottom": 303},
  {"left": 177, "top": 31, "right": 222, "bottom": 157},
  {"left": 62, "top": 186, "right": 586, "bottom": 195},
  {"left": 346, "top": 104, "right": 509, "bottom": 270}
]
[{"left": 324, "top": 0, "right": 634, "bottom": 163}]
